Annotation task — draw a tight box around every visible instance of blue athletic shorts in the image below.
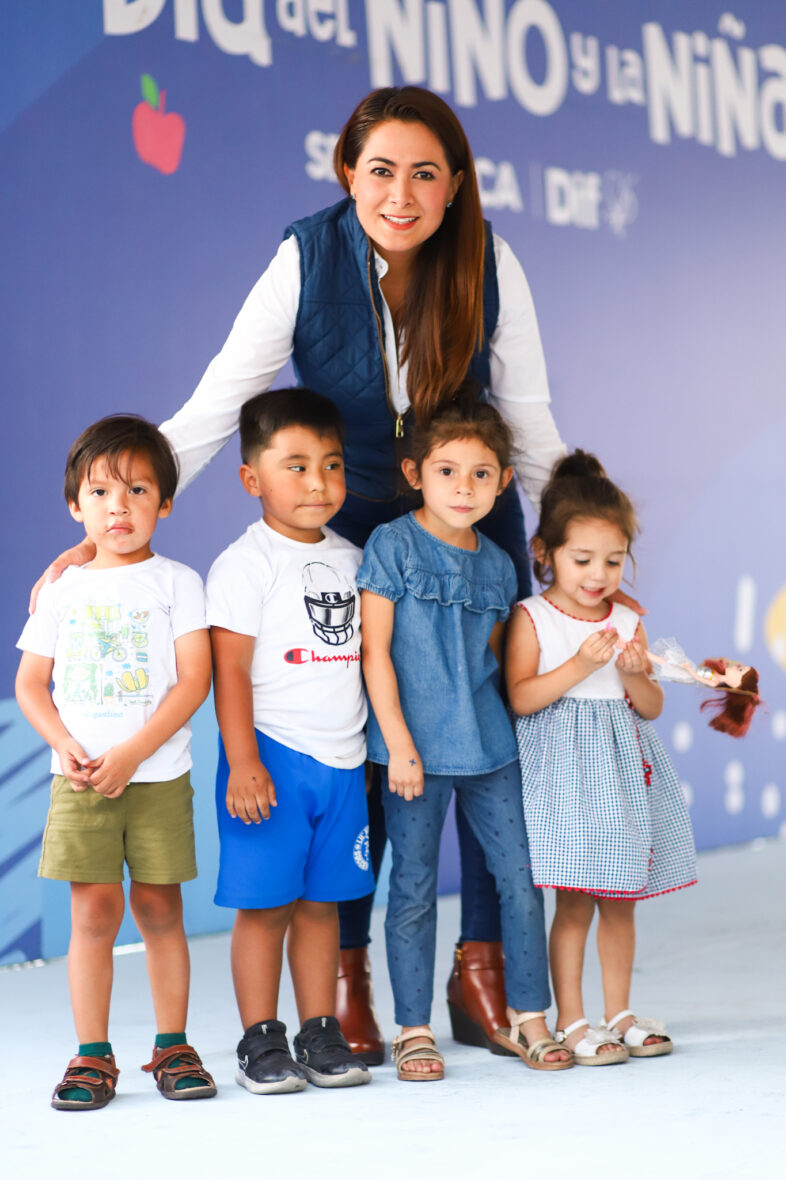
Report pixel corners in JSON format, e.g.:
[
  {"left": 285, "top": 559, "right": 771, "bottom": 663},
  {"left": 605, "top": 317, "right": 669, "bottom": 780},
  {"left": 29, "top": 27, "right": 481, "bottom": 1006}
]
[{"left": 214, "top": 729, "right": 373, "bottom": 909}]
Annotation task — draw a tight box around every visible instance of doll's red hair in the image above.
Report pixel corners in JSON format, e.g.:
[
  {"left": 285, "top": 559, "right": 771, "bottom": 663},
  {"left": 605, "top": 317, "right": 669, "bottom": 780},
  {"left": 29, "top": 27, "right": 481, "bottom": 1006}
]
[{"left": 699, "top": 660, "right": 761, "bottom": 738}]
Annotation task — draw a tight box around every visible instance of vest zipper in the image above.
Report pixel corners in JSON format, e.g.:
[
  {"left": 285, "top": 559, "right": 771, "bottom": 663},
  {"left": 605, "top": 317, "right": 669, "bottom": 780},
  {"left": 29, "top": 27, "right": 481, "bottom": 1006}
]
[{"left": 366, "top": 246, "right": 404, "bottom": 439}]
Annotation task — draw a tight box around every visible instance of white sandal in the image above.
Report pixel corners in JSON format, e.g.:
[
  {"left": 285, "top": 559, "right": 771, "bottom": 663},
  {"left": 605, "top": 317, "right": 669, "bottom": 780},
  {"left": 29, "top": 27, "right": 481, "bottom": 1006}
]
[
  {"left": 554, "top": 1018, "right": 629, "bottom": 1066},
  {"left": 603, "top": 1009, "right": 673, "bottom": 1057}
]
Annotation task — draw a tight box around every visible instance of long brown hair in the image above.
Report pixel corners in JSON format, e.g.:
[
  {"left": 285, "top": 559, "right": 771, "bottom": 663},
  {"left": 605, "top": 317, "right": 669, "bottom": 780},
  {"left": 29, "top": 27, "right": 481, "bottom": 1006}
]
[{"left": 334, "top": 87, "right": 485, "bottom": 424}]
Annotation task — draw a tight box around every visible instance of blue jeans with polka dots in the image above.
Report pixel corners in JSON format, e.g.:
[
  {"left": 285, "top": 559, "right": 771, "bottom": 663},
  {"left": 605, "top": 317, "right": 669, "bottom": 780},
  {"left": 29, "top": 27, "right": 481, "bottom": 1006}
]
[{"left": 381, "top": 762, "right": 550, "bottom": 1027}]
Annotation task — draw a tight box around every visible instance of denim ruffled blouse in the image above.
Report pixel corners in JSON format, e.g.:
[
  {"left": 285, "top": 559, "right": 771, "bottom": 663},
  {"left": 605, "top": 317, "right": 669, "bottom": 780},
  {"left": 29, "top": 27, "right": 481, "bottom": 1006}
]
[{"left": 357, "top": 512, "right": 518, "bottom": 775}]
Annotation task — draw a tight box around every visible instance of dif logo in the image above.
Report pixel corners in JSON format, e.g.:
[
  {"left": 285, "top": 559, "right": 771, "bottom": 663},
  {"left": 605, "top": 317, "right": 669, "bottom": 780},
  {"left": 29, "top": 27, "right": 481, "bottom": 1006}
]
[
  {"left": 543, "top": 168, "right": 638, "bottom": 236},
  {"left": 544, "top": 168, "right": 601, "bottom": 229}
]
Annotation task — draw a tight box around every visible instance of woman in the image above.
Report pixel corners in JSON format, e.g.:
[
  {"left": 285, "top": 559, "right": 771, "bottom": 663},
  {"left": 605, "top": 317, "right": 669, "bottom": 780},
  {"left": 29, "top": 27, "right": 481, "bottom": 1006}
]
[{"left": 35, "top": 87, "right": 567, "bottom": 1063}]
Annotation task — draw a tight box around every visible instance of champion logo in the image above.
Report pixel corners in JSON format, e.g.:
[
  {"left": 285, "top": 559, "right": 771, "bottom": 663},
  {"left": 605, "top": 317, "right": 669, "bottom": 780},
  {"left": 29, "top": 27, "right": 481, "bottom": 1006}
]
[
  {"left": 284, "top": 648, "right": 360, "bottom": 667},
  {"left": 239, "top": 1055, "right": 248, "bottom": 1069}
]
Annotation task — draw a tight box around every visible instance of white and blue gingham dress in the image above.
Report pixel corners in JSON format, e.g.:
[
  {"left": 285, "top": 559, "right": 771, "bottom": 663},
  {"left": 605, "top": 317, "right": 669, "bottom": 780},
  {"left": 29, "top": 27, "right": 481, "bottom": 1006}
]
[{"left": 515, "top": 597, "right": 697, "bottom": 900}]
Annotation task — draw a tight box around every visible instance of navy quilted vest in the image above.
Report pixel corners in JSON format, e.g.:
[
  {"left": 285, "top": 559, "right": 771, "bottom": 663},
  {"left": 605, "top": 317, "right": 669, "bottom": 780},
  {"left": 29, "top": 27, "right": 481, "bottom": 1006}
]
[{"left": 284, "top": 198, "right": 499, "bottom": 500}]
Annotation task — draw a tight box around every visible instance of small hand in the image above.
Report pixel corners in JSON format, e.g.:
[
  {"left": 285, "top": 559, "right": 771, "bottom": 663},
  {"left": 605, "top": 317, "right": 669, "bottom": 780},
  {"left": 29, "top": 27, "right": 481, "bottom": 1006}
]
[
  {"left": 87, "top": 741, "right": 140, "bottom": 798},
  {"left": 387, "top": 750, "right": 424, "bottom": 801},
  {"left": 226, "top": 759, "right": 277, "bottom": 824},
  {"left": 58, "top": 738, "right": 93, "bottom": 792},
  {"left": 616, "top": 636, "right": 650, "bottom": 676},
  {"left": 576, "top": 627, "right": 618, "bottom": 674}
]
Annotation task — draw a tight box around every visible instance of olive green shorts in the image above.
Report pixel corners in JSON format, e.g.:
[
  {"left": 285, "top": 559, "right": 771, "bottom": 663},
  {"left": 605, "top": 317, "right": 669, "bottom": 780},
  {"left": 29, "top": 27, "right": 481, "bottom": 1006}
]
[{"left": 39, "top": 771, "right": 197, "bottom": 884}]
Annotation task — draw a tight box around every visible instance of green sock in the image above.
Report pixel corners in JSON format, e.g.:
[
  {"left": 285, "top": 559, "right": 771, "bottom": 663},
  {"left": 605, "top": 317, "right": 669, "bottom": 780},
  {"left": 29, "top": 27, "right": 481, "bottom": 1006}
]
[
  {"left": 155, "top": 1032, "right": 186, "bottom": 1050},
  {"left": 155, "top": 1031, "right": 201, "bottom": 1090},
  {"left": 80, "top": 1041, "right": 113, "bottom": 1057},
  {"left": 59, "top": 1042, "right": 113, "bottom": 1103}
]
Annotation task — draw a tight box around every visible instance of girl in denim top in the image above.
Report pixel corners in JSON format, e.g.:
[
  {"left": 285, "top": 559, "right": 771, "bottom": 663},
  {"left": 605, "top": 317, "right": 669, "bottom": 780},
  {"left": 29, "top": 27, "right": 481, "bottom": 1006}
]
[{"left": 358, "top": 398, "right": 572, "bottom": 1080}]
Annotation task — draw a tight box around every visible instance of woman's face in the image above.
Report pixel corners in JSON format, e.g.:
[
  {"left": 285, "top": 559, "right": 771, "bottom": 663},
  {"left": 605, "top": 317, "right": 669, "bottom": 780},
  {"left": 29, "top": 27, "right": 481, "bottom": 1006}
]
[{"left": 343, "top": 119, "right": 463, "bottom": 267}]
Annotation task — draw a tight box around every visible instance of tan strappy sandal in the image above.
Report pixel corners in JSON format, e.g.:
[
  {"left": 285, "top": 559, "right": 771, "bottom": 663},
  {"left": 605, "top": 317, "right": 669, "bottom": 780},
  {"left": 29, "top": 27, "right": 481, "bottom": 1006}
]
[
  {"left": 493, "top": 1010, "right": 574, "bottom": 1071},
  {"left": 391, "top": 1026, "right": 445, "bottom": 1082}
]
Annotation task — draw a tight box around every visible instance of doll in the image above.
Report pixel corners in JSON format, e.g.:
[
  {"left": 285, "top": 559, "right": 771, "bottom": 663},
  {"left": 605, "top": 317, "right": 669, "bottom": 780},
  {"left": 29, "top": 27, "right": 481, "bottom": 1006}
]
[{"left": 645, "top": 640, "right": 760, "bottom": 738}]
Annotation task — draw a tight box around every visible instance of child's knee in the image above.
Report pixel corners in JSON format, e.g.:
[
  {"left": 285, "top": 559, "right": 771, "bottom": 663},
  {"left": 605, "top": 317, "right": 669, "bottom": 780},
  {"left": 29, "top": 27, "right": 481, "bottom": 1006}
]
[
  {"left": 555, "top": 889, "right": 596, "bottom": 927},
  {"left": 71, "top": 883, "right": 124, "bottom": 940},
  {"left": 130, "top": 882, "right": 183, "bottom": 935},
  {"left": 294, "top": 899, "right": 337, "bottom": 924},
  {"left": 597, "top": 897, "right": 636, "bottom": 923}
]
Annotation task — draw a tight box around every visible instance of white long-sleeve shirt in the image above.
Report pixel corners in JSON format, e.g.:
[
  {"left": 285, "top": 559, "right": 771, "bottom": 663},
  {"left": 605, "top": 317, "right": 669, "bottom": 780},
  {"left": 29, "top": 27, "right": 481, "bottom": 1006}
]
[{"left": 161, "top": 233, "right": 566, "bottom": 508}]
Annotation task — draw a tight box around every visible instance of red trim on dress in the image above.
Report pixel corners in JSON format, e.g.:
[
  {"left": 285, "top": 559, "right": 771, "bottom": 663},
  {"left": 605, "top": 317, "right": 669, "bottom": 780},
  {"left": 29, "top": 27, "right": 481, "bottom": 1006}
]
[
  {"left": 533, "top": 879, "right": 698, "bottom": 901},
  {"left": 541, "top": 595, "right": 613, "bottom": 624}
]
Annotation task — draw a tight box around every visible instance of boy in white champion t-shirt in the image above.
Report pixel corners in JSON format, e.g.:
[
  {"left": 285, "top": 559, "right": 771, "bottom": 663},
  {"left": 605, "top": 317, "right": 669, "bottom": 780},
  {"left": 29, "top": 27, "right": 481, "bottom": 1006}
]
[
  {"left": 206, "top": 388, "right": 372, "bottom": 1094},
  {"left": 16, "top": 416, "right": 215, "bottom": 1110}
]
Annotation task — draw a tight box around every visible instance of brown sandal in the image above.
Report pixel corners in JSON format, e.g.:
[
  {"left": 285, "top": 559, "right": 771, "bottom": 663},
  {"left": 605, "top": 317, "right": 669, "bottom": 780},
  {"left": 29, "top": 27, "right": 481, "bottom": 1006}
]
[
  {"left": 51, "top": 1054, "right": 119, "bottom": 1111},
  {"left": 142, "top": 1043, "right": 217, "bottom": 1100}
]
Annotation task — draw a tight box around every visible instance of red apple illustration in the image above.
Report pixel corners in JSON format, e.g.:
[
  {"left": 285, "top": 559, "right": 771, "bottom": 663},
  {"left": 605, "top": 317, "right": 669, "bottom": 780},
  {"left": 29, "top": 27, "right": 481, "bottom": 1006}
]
[{"left": 132, "top": 74, "right": 185, "bottom": 175}]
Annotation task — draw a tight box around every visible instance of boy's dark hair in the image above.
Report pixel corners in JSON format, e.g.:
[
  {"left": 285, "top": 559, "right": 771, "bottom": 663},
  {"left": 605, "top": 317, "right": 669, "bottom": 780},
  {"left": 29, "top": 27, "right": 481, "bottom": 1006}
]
[
  {"left": 407, "top": 382, "right": 513, "bottom": 474},
  {"left": 533, "top": 450, "right": 639, "bottom": 584},
  {"left": 64, "top": 415, "right": 179, "bottom": 505},
  {"left": 239, "top": 388, "right": 345, "bottom": 463}
]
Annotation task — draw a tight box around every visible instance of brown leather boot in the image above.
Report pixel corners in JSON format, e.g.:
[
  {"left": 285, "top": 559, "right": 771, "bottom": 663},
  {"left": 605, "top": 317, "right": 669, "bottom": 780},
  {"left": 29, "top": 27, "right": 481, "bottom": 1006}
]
[
  {"left": 336, "top": 948, "right": 385, "bottom": 1065},
  {"left": 446, "top": 941, "right": 517, "bottom": 1056}
]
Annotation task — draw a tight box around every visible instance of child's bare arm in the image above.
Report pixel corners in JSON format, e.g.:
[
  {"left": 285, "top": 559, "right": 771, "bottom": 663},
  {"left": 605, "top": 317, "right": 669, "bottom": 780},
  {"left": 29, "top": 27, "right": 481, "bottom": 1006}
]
[
  {"left": 210, "top": 626, "right": 276, "bottom": 823},
  {"left": 360, "top": 590, "right": 423, "bottom": 800},
  {"left": 15, "top": 652, "right": 92, "bottom": 789},
  {"left": 88, "top": 629, "right": 213, "bottom": 798},
  {"left": 617, "top": 623, "right": 664, "bottom": 719},
  {"left": 505, "top": 606, "right": 619, "bottom": 715}
]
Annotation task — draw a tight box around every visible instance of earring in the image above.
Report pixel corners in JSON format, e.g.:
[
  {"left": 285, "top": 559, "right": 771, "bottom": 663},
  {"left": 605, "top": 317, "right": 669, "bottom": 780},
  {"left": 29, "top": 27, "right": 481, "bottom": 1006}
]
[
  {"left": 350, "top": 192, "right": 356, "bottom": 201},
  {"left": 446, "top": 201, "right": 453, "bottom": 208}
]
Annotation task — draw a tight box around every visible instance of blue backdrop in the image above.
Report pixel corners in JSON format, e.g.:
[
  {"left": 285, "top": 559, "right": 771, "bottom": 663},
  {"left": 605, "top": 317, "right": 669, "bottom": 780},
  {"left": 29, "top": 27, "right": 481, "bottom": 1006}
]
[{"left": 2, "top": 1, "right": 785, "bottom": 964}]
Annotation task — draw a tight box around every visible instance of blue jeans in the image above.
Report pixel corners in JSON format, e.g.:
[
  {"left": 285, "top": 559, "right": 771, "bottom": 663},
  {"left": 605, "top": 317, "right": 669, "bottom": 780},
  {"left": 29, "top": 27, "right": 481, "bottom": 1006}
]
[
  {"left": 335, "top": 482, "right": 532, "bottom": 949},
  {"left": 381, "top": 763, "right": 550, "bottom": 1026}
]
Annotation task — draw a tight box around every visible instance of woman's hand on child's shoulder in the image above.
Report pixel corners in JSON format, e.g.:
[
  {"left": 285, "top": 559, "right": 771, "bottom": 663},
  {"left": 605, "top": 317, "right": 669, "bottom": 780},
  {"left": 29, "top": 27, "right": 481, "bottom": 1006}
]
[
  {"left": 576, "top": 627, "right": 618, "bottom": 674},
  {"left": 387, "top": 750, "right": 424, "bottom": 801},
  {"left": 29, "top": 539, "right": 98, "bottom": 613},
  {"left": 226, "top": 758, "right": 277, "bottom": 824},
  {"left": 607, "top": 588, "right": 646, "bottom": 616}
]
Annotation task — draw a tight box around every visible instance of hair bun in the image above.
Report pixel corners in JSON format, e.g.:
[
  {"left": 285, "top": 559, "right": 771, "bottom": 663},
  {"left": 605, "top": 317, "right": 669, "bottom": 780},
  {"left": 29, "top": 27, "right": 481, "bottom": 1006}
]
[{"left": 551, "top": 449, "right": 607, "bottom": 482}]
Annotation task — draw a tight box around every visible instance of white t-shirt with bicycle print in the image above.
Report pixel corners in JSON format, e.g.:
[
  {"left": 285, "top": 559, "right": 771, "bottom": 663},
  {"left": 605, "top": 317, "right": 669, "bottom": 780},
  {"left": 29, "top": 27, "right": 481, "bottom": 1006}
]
[{"left": 17, "top": 555, "right": 206, "bottom": 782}]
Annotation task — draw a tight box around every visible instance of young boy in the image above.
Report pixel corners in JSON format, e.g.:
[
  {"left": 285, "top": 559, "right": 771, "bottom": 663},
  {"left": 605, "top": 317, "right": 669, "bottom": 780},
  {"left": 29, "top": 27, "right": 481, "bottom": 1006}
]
[
  {"left": 16, "top": 415, "right": 216, "bottom": 1110},
  {"left": 207, "top": 388, "right": 372, "bottom": 1093}
]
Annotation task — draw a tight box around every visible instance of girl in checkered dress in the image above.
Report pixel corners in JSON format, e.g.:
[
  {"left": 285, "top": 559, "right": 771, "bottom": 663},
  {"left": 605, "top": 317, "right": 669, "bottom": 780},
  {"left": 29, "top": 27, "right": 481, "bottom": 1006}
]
[{"left": 506, "top": 451, "right": 696, "bottom": 1065}]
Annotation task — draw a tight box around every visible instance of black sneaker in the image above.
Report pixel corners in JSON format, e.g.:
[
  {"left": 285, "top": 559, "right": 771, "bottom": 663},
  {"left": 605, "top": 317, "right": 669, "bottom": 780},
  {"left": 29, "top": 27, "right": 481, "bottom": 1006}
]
[
  {"left": 236, "top": 1020, "right": 307, "bottom": 1094},
  {"left": 293, "top": 1016, "right": 372, "bottom": 1088}
]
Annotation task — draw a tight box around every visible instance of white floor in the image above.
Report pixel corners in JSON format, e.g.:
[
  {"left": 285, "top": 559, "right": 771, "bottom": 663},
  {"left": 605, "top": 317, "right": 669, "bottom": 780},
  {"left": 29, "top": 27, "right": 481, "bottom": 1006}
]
[{"left": 2, "top": 839, "right": 784, "bottom": 1180}]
